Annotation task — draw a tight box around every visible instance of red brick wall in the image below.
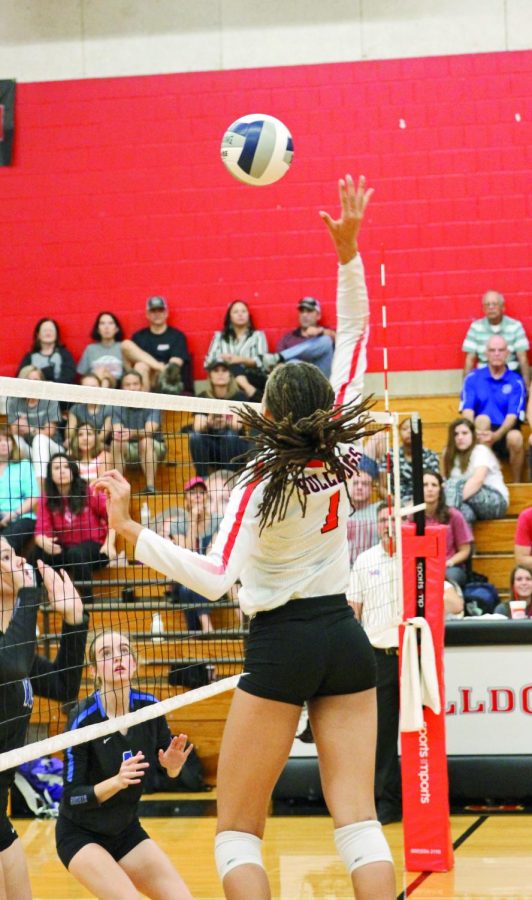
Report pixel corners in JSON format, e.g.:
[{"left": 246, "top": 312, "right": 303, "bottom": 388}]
[{"left": 1, "top": 51, "right": 530, "bottom": 378}]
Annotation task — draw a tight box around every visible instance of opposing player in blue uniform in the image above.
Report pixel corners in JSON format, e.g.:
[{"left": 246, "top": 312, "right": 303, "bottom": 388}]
[{"left": 56, "top": 629, "right": 193, "bottom": 900}]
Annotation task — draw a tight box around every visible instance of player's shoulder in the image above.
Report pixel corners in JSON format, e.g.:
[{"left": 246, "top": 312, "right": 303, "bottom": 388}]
[
  {"left": 129, "top": 689, "right": 159, "bottom": 709},
  {"left": 68, "top": 693, "right": 104, "bottom": 730}
]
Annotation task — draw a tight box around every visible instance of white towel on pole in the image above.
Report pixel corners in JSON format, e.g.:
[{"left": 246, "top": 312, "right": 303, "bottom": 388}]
[{"left": 399, "top": 617, "right": 441, "bottom": 732}]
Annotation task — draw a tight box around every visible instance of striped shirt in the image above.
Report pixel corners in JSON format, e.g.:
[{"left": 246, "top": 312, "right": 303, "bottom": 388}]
[
  {"left": 347, "top": 542, "right": 400, "bottom": 648},
  {"left": 205, "top": 329, "right": 269, "bottom": 371},
  {"left": 135, "top": 255, "right": 370, "bottom": 616},
  {"left": 462, "top": 316, "right": 529, "bottom": 370}
]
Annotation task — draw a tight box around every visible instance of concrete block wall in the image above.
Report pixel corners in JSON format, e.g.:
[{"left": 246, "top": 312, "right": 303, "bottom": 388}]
[{"left": 0, "top": 50, "right": 530, "bottom": 379}]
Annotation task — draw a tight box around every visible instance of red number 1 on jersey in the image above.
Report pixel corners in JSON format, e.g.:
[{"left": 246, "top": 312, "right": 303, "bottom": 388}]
[{"left": 321, "top": 490, "right": 340, "bottom": 533}]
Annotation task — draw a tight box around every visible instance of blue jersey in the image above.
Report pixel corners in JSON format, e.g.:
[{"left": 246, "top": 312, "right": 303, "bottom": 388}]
[{"left": 460, "top": 367, "right": 526, "bottom": 426}]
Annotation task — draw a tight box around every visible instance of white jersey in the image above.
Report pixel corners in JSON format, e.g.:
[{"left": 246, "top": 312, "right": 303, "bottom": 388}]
[{"left": 135, "top": 255, "right": 370, "bottom": 615}]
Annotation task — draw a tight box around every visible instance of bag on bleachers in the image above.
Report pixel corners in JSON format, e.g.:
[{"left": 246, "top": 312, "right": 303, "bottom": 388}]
[
  {"left": 463, "top": 581, "right": 499, "bottom": 615},
  {"left": 12, "top": 757, "right": 63, "bottom": 818}
]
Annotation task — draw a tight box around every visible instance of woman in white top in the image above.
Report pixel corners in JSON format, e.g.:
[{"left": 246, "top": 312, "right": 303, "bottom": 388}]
[
  {"left": 97, "top": 176, "right": 395, "bottom": 900},
  {"left": 442, "top": 417, "right": 509, "bottom": 523},
  {"left": 205, "top": 300, "right": 269, "bottom": 400}
]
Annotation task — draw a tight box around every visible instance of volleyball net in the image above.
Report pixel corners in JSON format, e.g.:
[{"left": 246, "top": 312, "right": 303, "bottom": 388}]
[{"left": 0, "top": 374, "right": 401, "bottom": 776}]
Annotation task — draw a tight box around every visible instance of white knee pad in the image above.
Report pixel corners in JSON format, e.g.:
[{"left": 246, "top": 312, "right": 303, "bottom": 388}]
[
  {"left": 335, "top": 820, "right": 393, "bottom": 873},
  {"left": 215, "top": 830, "right": 264, "bottom": 881}
]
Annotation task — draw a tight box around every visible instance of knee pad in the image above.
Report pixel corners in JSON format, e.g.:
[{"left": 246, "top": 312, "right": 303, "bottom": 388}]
[
  {"left": 215, "top": 830, "right": 264, "bottom": 881},
  {"left": 334, "top": 820, "right": 393, "bottom": 873}
]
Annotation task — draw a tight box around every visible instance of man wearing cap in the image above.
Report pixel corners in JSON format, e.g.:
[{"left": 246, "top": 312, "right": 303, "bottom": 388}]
[
  {"left": 132, "top": 296, "right": 191, "bottom": 391},
  {"left": 272, "top": 296, "right": 336, "bottom": 377}
]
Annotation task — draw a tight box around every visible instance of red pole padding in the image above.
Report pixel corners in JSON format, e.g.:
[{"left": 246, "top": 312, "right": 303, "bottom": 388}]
[{"left": 400, "top": 522, "right": 454, "bottom": 872}]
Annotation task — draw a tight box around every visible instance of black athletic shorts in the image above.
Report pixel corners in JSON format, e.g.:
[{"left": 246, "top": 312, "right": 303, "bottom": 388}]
[
  {"left": 0, "top": 786, "right": 18, "bottom": 852},
  {"left": 55, "top": 815, "right": 150, "bottom": 870},
  {"left": 238, "top": 594, "right": 377, "bottom": 705}
]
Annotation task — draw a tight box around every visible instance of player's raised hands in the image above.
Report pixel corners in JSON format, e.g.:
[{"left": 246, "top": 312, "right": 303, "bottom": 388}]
[
  {"left": 37, "top": 562, "right": 84, "bottom": 625},
  {"left": 116, "top": 751, "right": 150, "bottom": 789},
  {"left": 320, "top": 174, "right": 374, "bottom": 264},
  {"left": 158, "top": 733, "right": 194, "bottom": 778}
]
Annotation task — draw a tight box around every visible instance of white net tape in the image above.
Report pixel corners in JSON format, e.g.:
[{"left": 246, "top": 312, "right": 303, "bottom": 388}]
[{"left": 0, "top": 675, "right": 240, "bottom": 774}]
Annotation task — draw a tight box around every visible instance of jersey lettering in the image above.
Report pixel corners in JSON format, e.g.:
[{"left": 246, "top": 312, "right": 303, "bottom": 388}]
[{"left": 321, "top": 490, "right": 340, "bottom": 534}]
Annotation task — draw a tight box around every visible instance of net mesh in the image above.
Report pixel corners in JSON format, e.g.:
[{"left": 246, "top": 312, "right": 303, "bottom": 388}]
[{"left": 0, "top": 374, "right": 401, "bottom": 776}]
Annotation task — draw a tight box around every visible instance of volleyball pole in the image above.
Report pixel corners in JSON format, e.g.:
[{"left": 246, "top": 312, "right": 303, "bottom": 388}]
[{"left": 399, "top": 415, "right": 454, "bottom": 872}]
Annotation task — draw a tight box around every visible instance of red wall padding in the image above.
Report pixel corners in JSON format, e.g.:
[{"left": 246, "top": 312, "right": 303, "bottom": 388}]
[{"left": 1, "top": 51, "right": 530, "bottom": 379}]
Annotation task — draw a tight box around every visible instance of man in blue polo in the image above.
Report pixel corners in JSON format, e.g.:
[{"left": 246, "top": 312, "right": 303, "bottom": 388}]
[{"left": 460, "top": 334, "right": 526, "bottom": 481}]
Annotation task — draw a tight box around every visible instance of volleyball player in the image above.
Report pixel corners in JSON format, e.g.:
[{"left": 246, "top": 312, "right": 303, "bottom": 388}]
[
  {"left": 0, "top": 537, "right": 88, "bottom": 900},
  {"left": 98, "top": 175, "right": 395, "bottom": 899},
  {"left": 56, "top": 629, "right": 193, "bottom": 900}
]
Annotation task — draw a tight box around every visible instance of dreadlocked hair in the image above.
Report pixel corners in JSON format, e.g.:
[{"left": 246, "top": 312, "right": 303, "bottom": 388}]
[{"left": 235, "top": 362, "right": 378, "bottom": 532}]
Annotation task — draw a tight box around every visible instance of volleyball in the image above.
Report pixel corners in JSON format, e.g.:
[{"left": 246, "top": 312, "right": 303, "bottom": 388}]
[{"left": 220, "top": 114, "right": 294, "bottom": 186}]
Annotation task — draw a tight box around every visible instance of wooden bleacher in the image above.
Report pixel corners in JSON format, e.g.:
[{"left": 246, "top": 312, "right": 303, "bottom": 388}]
[{"left": 27, "top": 397, "right": 532, "bottom": 783}]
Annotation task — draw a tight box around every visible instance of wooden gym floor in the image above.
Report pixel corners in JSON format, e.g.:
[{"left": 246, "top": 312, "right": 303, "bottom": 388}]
[{"left": 15, "top": 800, "right": 532, "bottom": 899}]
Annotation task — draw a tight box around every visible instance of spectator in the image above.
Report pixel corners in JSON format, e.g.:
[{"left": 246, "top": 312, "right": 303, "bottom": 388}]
[
  {"left": 159, "top": 477, "right": 215, "bottom": 632},
  {"left": 189, "top": 361, "right": 249, "bottom": 478},
  {"left": 378, "top": 417, "right": 439, "bottom": 502},
  {"left": 268, "top": 296, "right": 336, "bottom": 378},
  {"left": 69, "top": 422, "right": 113, "bottom": 483},
  {"left": 77, "top": 311, "right": 165, "bottom": 391},
  {"left": 32, "top": 454, "right": 115, "bottom": 599},
  {"left": 66, "top": 373, "right": 113, "bottom": 449},
  {"left": 422, "top": 470, "right": 473, "bottom": 587},
  {"left": 0, "top": 427, "right": 38, "bottom": 555},
  {"left": 131, "top": 295, "right": 192, "bottom": 393},
  {"left": 347, "top": 502, "right": 401, "bottom": 825},
  {"left": 442, "top": 417, "right": 508, "bottom": 524},
  {"left": 494, "top": 565, "right": 532, "bottom": 618},
  {"left": 204, "top": 468, "right": 232, "bottom": 533},
  {"left": 109, "top": 370, "right": 165, "bottom": 494},
  {"left": 7, "top": 366, "right": 64, "bottom": 486},
  {"left": 514, "top": 506, "right": 532, "bottom": 568},
  {"left": 461, "top": 335, "right": 526, "bottom": 482},
  {"left": 346, "top": 469, "right": 381, "bottom": 566},
  {"left": 205, "top": 300, "right": 269, "bottom": 401},
  {"left": 462, "top": 290, "right": 530, "bottom": 386},
  {"left": 17, "top": 318, "right": 76, "bottom": 384}
]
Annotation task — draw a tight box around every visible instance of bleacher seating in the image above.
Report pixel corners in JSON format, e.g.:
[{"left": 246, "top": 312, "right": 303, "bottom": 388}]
[{"left": 25, "top": 397, "right": 532, "bottom": 781}]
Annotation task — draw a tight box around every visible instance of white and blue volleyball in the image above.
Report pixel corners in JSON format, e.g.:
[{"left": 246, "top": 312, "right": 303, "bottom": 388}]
[{"left": 220, "top": 114, "right": 294, "bottom": 186}]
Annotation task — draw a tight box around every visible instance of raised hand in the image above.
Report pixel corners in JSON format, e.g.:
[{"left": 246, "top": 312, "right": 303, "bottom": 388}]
[
  {"left": 94, "top": 469, "right": 133, "bottom": 532},
  {"left": 319, "top": 174, "right": 374, "bottom": 264},
  {"left": 37, "top": 562, "right": 84, "bottom": 625},
  {"left": 116, "top": 751, "right": 150, "bottom": 789},
  {"left": 158, "top": 733, "right": 194, "bottom": 777}
]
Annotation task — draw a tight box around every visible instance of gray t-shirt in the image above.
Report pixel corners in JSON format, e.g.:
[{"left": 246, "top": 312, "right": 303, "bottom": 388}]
[
  {"left": 77, "top": 343, "right": 123, "bottom": 379},
  {"left": 7, "top": 397, "right": 62, "bottom": 431},
  {"left": 111, "top": 405, "right": 161, "bottom": 435},
  {"left": 69, "top": 402, "right": 112, "bottom": 432}
]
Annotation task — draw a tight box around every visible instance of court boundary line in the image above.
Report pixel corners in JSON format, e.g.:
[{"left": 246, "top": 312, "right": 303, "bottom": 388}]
[{"left": 397, "top": 815, "right": 488, "bottom": 899}]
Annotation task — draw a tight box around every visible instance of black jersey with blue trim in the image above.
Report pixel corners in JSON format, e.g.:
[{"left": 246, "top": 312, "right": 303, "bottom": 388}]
[
  {"left": 60, "top": 689, "right": 173, "bottom": 836},
  {"left": 0, "top": 588, "right": 88, "bottom": 789}
]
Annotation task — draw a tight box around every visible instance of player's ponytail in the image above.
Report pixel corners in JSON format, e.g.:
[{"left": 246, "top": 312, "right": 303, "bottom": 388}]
[{"left": 236, "top": 363, "right": 375, "bottom": 532}]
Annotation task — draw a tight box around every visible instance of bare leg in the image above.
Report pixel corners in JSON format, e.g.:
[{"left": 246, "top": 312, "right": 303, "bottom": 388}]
[
  {"left": 507, "top": 430, "right": 524, "bottom": 481},
  {"left": 0, "top": 839, "right": 32, "bottom": 900},
  {"left": 199, "top": 612, "right": 214, "bottom": 632},
  {"left": 122, "top": 339, "right": 163, "bottom": 388},
  {"left": 139, "top": 436, "right": 157, "bottom": 490},
  {"left": 68, "top": 843, "right": 140, "bottom": 899},
  {"left": 133, "top": 360, "right": 151, "bottom": 391},
  {"left": 110, "top": 438, "right": 128, "bottom": 475},
  {"left": 216, "top": 688, "right": 301, "bottom": 899},
  {"left": 120, "top": 838, "right": 193, "bottom": 900},
  {"left": 308, "top": 689, "right": 395, "bottom": 899}
]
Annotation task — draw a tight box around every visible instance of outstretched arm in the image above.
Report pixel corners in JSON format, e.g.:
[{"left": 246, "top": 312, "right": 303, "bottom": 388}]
[{"left": 321, "top": 175, "right": 374, "bottom": 406}]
